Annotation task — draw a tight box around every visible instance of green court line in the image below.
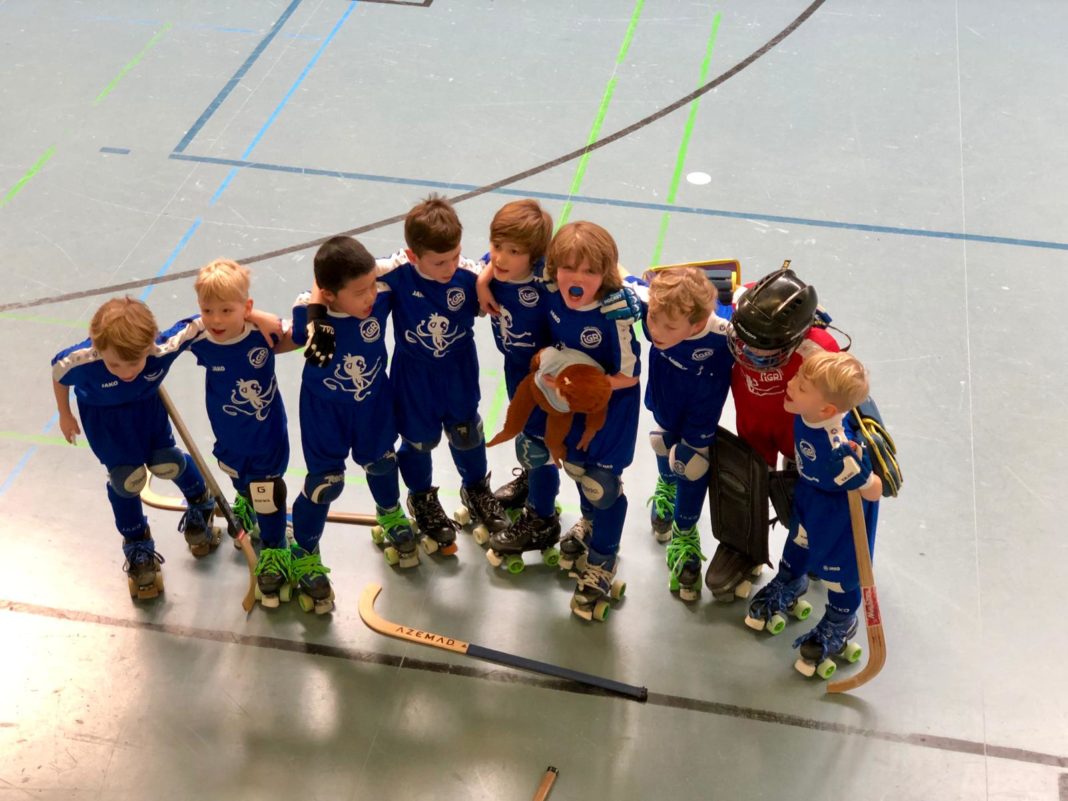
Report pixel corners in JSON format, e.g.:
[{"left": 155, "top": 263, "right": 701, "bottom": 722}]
[
  {"left": 94, "top": 22, "right": 173, "bottom": 105},
  {"left": 557, "top": 0, "right": 646, "bottom": 229},
  {"left": 483, "top": 375, "right": 509, "bottom": 442},
  {"left": 649, "top": 12, "right": 722, "bottom": 266},
  {"left": 0, "top": 431, "right": 89, "bottom": 449},
  {"left": 0, "top": 312, "right": 85, "bottom": 329},
  {"left": 0, "top": 146, "right": 56, "bottom": 209}
]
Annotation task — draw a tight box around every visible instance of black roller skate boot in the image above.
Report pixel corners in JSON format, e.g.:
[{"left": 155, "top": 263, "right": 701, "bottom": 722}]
[
  {"left": 793, "top": 607, "right": 863, "bottom": 679},
  {"left": 744, "top": 571, "right": 811, "bottom": 634},
  {"left": 407, "top": 487, "right": 460, "bottom": 556},
  {"left": 665, "top": 523, "right": 705, "bottom": 602},
  {"left": 123, "top": 528, "right": 165, "bottom": 601},
  {"left": 370, "top": 504, "right": 419, "bottom": 568},
  {"left": 254, "top": 547, "right": 292, "bottom": 608},
  {"left": 486, "top": 505, "right": 561, "bottom": 574},
  {"left": 704, "top": 542, "right": 764, "bottom": 602},
  {"left": 290, "top": 545, "right": 334, "bottom": 614},
  {"left": 570, "top": 551, "right": 625, "bottom": 622},
  {"left": 456, "top": 473, "right": 511, "bottom": 546},
  {"left": 558, "top": 517, "right": 592, "bottom": 574},
  {"left": 178, "top": 490, "right": 222, "bottom": 557},
  {"left": 646, "top": 476, "right": 676, "bottom": 543},
  {"left": 493, "top": 467, "right": 529, "bottom": 520}
]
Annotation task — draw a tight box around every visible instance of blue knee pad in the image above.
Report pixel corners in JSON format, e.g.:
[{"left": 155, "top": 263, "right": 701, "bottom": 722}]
[
  {"left": 401, "top": 436, "right": 440, "bottom": 453},
  {"left": 147, "top": 446, "right": 186, "bottom": 480},
  {"left": 445, "top": 418, "right": 484, "bottom": 451},
  {"left": 515, "top": 433, "right": 550, "bottom": 469},
  {"left": 669, "top": 440, "right": 710, "bottom": 482},
  {"left": 363, "top": 451, "right": 398, "bottom": 475},
  {"left": 108, "top": 464, "right": 148, "bottom": 498},
  {"left": 302, "top": 472, "right": 344, "bottom": 505},
  {"left": 571, "top": 464, "right": 622, "bottom": 510}
]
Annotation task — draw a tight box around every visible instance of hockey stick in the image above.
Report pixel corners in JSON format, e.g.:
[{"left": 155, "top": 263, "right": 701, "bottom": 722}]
[
  {"left": 158, "top": 386, "right": 258, "bottom": 612},
  {"left": 358, "top": 584, "right": 648, "bottom": 701},
  {"left": 532, "top": 766, "right": 558, "bottom": 801},
  {"left": 827, "top": 490, "right": 886, "bottom": 693}
]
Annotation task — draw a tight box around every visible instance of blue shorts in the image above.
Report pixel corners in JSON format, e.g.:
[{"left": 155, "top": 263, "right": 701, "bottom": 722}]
[
  {"left": 300, "top": 385, "right": 397, "bottom": 474},
  {"left": 392, "top": 348, "right": 481, "bottom": 445},
  {"left": 563, "top": 384, "right": 640, "bottom": 473},
  {"left": 79, "top": 394, "right": 174, "bottom": 471},
  {"left": 791, "top": 483, "right": 879, "bottom": 591},
  {"left": 215, "top": 436, "right": 289, "bottom": 489}
]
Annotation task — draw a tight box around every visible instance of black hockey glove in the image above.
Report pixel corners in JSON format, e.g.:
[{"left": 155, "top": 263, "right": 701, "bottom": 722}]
[{"left": 304, "top": 303, "right": 335, "bottom": 367}]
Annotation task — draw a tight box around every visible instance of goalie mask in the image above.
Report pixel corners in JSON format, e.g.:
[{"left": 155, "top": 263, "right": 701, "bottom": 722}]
[{"left": 728, "top": 266, "right": 818, "bottom": 371}]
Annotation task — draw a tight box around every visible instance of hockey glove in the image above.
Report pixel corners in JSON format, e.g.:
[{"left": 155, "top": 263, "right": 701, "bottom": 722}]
[
  {"left": 304, "top": 303, "right": 335, "bottom": 367},
  {"left": 600, "top": 285, "right": 642, "bottom": 322}
]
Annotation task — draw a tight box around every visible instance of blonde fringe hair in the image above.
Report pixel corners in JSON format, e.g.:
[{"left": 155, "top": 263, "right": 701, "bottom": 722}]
[
  {"left": 545, "top": 221, "right": 622, "bottom": 297},
  {"left": 90, "top": 297, "right": 158, "bottom": 360},
  {"left": 195, "top": 259, "right": 250, "bottom": 303},
  {"left": 647, "top": 267, "right": 715, "bottom": 324},
  {"left": 798, "top": 350, "right": 869, "bottom": 412},
  {"left": 490, "top": 200, "right": 553, "bottom": 262}
]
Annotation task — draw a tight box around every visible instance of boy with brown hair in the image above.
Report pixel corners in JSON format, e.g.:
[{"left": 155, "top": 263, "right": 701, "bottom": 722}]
[
  {"left": 743, "top": 350, "right": 883, "bottom": 678},
  {"left": 51, "top": 297, "right": 216, "bottom": 599}
]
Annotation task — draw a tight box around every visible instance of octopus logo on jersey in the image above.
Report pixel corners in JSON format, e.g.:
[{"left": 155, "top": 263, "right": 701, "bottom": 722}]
[
  {"left": 323, "top": 353, "right": 382, "bottom": 401},
  {"left": 742, "top": 367, "right": 785, "bottom": 397},
  {"left": 692, "top": 348, "right": 715, "bottom": 362},
  {"left": 517, "top": 286, "right": 539, "bottom": 308},
  {"left": 579, "top": 326, "right": 603, "bottom": 349},
  {"left": 446, "top": 288, "right": 466, "bottom": 312},
  {"left": 798, "top": 440, "right": 817, "bottom": 462},
  {"left": 247, "top": 347, "right": 269, "bottom": 369},
  {"left": 143, "top": 369, "right": 164, "bottom": 382},
  {"left": 404, "top": 313, "right": 465, "bottom": 357},
  {"left": 360, "top": 318, "right": 382, "bottom": 343},
  {"left": 223, "top": 375, "right": 279, "bottom": 420},
  {"left": 492, "top": 307, "right": 534, "bottom": 350}
]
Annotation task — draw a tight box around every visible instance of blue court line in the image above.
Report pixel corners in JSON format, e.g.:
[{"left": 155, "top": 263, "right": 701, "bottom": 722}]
[
  {"left": 0, "top": 415, "right": 61, "bottom": 499},
  {"left": 173, "top": 0, "right": 304, "bottom": 154},
  {"left": 139, "top": 218, "right": 202, "bottom": 301},
  {"left": 100, "top": 147, "right": 131, "bottom": 155},
  {"left": 166, "top": 152, "right": 1068, "bottom": 253}
]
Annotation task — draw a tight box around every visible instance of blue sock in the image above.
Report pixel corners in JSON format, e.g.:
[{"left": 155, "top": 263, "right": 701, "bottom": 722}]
[
  {"left": 366, "top": 463, "right": 401, "bottom": 510},
  {"left": 397, "top": 442, "right": 433, "bottom": 493},
  {"left": 673, "top": 475, "right": 705, "bottom": 530},
  {"left": 173, "top": 453, "right": 206, "bottom": 499},
  {"left": 588, "top": 494, "right": 628, "bottom": 557},
  {"left": 527, "top": 464, "right": 559, "bottom": 518},
  {"left": 108, "top": 483, "right": 147, "bottom": 538},
  {"left": 451, "top": 444, "right": 488, "bottom": 488},
  {"left": 257, "top": 510, "right": 288, "bottom": 549},
  {"left": 291, "top": 493, "right": 328, "bottom": 553},
  {"left": 827, "top": 588, "right": 861, "bottom": 618},
  {"left": 779, "top": 533, "right": 810, "bottom": 576}
]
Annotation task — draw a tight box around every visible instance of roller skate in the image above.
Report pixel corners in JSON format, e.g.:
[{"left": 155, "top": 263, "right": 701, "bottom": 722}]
[
  {"left": 793, "top": 607, "right": 863, "bottom": 679},
  {"left": 178, "top": 490, "right": 222, "bottom": 557},
  {"left": 232, "top": 492, "right": 261, "bottom": 547},
  {"left": 743, "top": 571, "right": 812, "bottom": 634},
  {"left": 455, "top": 474, "right": 510, "bottom": 546},
  {"left": 704, "top": 542, "right": 764, "bottom": 602},
  {"left": 665, "top": 524, "right": 705, "bottom": 602},
  {"left": 485, "top": 505, "right": 561, "bottom": 574},
  {"left": 493, "top": 467, "right": 529, "bottom": 520},
  {"left": 123, "top": 529, "right": 165, "bottom": 601},
  {"left": 570, "top": 551, "right": 626, "bottom": 622},
  {"left": 370, "top": 504, "right": 419, "bottom": 568},
  {"left": 646, "top": 476, "right": 676, "bottom": 543},
  {"left": 407, "top": 488, "right": 460, "bottom": 556},
  {"left": 558, "top": 516, "right": 592, "bottom": 574},
  {"left": 290, "top": 546, "right": 335, "bottom": 614},
  {"left": 254, "top": 547, "right": 293, "bottom": 608}
]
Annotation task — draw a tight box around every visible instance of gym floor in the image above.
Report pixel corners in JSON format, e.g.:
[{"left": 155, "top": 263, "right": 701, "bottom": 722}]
[{"left": 2, "top": 1, "right": 1066, "bottom": 799}]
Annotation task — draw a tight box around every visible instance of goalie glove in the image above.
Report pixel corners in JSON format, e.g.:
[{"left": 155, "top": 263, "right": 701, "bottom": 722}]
[{"left": 304, "top": 303, "right": 335, "bottom": 368}]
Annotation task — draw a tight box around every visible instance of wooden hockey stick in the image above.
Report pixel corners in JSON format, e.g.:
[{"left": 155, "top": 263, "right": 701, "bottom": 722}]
[
  {"left": 358, "top": 584, "right": 648, "bottom": 701},
  {"left": 532, "top": 766, "right": 558, "bottom": 801},
  {"left": 158, "top": 386, "right": 258, "bottom": 612},
  {"left": 827, "top": 490, "right": 886, "bottom": 693}
]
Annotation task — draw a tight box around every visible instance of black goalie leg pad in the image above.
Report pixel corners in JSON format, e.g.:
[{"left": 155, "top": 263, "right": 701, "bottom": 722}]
[
  {"left": 707, "top": 426, "right": 770, "bottom": 567},
  {"left": 768, "top": 465, "right": 798, "bottom": 528}
]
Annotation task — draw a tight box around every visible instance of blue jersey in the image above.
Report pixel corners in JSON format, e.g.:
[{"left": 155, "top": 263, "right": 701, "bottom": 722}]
[
  {"left": 292, "top": 290, "right": 392, "bottom": 406},
  {"left": 486, "top": 257, "right": 553, "bottom": 395},
  {"left": 188, "top": 324, "right": 288, "bottom": 460},
  {"left": 52, "top": 316, "right": 202, "bottom": 407},
  {"left": 794, "top": 414, "right": 874, "bottom": 494},
  {"left": 544, "top": 286, "right": 640, "bottom": 379},
  {"left": 377, "top": 251, "right": 482, "bottom": 363}
]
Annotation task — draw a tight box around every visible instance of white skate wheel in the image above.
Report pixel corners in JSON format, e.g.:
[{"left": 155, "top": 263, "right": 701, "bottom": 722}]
[
  {"left": 472, "top": 525, "right": 489, "bottom": 545},
  {"left": 384, "top": 547, "right": 400, "bottom": 566},
  {"left": 816, "top": 659, "right": 837, "bottom": 680},
  {"left": 279, "top": 585, "right": 292, "bottom": 603},
  {"left": 454, "top": 506, "right": 472, "bottom": 526},
  {"left": 593, "top": 600, "right": 611, "bottom": 621},
  {"left": 842, "top": 641, "right": 863, "bottom": 663},
  {"left": 610, "top": 580, "right": 626, "bottom": 600},
  {"left": 542, "top": 548, "right": 560, "bottom": 568},
  {"left": 792, "top": 599, "right": 813, "bottom": 620},
  {"left": 261, "top": 593, "right": 280, "bottom": 609},
  {"left": 653, "top": 528, "right": 671, "bottom": 543},
  {"left": 794, "top": 657, "right": 816, "bottom": 677},
  {"left": 485, "top": 549, "right": 503, "bottom": 567},
  {"left": 370, "top": 525, "right": 385, "bottom": 544},
  {"left": 421, "top": 536, "right": 439, "bottom": 555},
  {"left": 767, "top": 613, "right": 788, "bottom": 635},
  {"left": 399, "top": 553, "right": 420, "bottom": 569},
  {"left": 679, "top": 586, "right": 699, "bottom": 602}
]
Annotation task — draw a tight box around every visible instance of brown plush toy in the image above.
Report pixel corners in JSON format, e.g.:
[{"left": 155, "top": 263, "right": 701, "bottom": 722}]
[{"left": 487, "top": 347, "right": 613, "bottom": 466}]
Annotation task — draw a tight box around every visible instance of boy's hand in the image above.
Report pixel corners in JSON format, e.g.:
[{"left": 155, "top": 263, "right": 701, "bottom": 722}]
[
  {"left": 860, "top": 474, "right": 883, "bottom": 501},
  {"left": 304, "top": 303, "right": 335, "bottom": 367},
  {"left": 59, "top": 413, "right": 81, "bottom": 445},
  {"left": 601, "top": 285, "right": 642, "bottom": 322},
  {"left": 248, "top": 309, "right": 284, "bottom": 343},
  {"left": 476, "top": 281, "right": 500, "bottom": 316}
]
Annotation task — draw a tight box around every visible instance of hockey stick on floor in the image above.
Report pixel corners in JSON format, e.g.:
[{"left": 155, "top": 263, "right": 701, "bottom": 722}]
[
  {"left": 359, "top": 584, "right": 648, "bottom": 701},
  {"left": 158, "top": 386, "right": 258, "bottom": 612},
  {"left": 827, "top": 490, "right": 886, "bottom": 693}
]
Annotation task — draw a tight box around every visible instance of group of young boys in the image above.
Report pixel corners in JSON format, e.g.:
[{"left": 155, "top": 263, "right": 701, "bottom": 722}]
[{"left": 51, "top": 194, "right": 885, "bottom": 677}]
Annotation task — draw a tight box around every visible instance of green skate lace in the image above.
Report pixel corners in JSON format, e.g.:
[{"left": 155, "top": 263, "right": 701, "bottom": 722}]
[
  {"left": 377, "top": 504, "right": 410, "bottom": 532},
  {"left": 233, "top": 494, "right": 258, "bottom": 533},
  {"left": 666, "top": 526, "right": 705, "bottom": 578},
  {"left": 255, "top": 547, "right": 292, "bottom": 579},
  {"left": 290, "top": 549, "right": 331, "bottom": 581},
  {"left": 647, "top": 476, "right": 677, "bottom": 519}
]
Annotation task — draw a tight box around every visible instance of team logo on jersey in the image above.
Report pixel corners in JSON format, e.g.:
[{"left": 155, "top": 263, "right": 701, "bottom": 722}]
[
  {"left": 248, "top": 347, "right": 269, "bottom": 369},
  {"left": 446, "top": 288, "right": 466, "bottom": 312},
  {"left": 404, "top": 313, "right": 464, "bottom": 358},
  {"left": 742, "top": 368, "right": 785, "bottom": 397},
  {"left": 517, "top": 286, "right": 539, "bottom": 308},
  {"left": 492, "top": 307, "right": 534, "bottom": 350},
  {"left": 324, "top": 353, "right": 382, "bottom": 401},
  {"left": 579, "top": 327, "right": 603, "bottom": 349},
  {"left": 360, "top": 318, "right": 382, "bottom": 343},
  {"left": 692, "top": 348, "right": 715, "bottom": 362},
  {"left": 143, "top": 370, "right": 164, "bottom": 382},
  {"left": 223, "top": 375, "right": 278, "bottom": 420},
  {"left": 798, "top": 440, "right": 817, "bottom": 462}
]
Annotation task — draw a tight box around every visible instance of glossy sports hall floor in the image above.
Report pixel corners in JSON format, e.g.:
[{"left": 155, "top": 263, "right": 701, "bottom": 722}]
[{"left": 1, "top": 1, "right": 1066, "bottom": 799}]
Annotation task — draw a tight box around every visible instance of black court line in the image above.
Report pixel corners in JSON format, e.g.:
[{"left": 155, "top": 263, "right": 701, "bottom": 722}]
[
  {"left": 2, "top": 597, "right": 1066, "bottom": 771},
  {"left": 361, "top": 0, "right": 433, "bottom": 6},
  {"left": 0, "top": 0, "right": 826, "bottom": 313}
]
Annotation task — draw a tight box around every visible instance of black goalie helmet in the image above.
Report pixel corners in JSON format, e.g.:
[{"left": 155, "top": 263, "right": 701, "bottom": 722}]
[{"left": 728, "top": 266, "right": 818, "bottom": 371}]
